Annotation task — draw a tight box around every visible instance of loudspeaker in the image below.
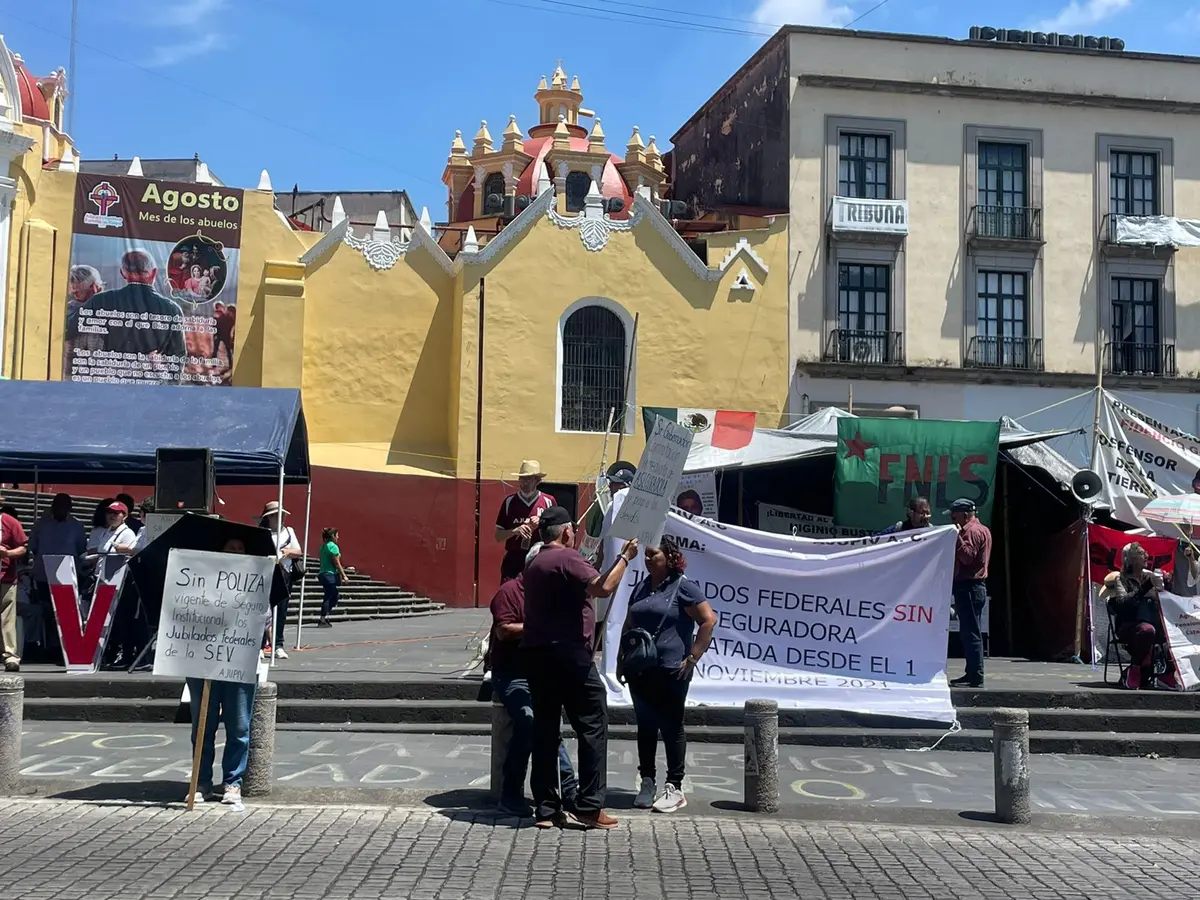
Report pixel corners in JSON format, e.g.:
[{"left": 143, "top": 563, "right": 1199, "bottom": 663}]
[
  {"left": 155, "top": 447, "right": 215, "bottom": 512},
  {"left": 1071, "top": 469, "right": 1104, "bottom": 505}
]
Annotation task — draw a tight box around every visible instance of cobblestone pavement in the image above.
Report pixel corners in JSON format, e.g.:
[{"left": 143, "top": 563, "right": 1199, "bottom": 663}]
[{"left": 0, "top": 800, "right": 1196, "bottom": 899}]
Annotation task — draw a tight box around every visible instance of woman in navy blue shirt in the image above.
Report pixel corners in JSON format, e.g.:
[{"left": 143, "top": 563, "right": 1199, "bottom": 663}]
[{"left": 620, "top": 536, "right": 716, "bottom": 813}]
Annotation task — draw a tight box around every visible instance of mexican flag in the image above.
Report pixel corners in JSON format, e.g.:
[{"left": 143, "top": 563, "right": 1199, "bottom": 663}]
[
  {"left": 642, "top": 407, "right": 756, "bottom": 450},
  {"left": 833, "top": 417, "right": 1000, "bottom": 532}
]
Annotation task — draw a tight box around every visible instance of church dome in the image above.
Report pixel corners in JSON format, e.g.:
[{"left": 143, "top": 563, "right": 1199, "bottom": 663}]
[{"left": 14, "top": 55, "right": 52, "bottom": 123}]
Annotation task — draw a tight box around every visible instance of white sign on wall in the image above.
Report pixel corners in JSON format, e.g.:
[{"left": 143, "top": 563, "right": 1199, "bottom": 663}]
[
  {"left": 830, "top": 196, "right": 909, "bottom": 235},
  {"left": 676, "top": 471, "right": 718, "bottom": 518},
  {"left": 153, "top": 548, "right": 273, "bottom": 684},
  {"left": 608, "top": 415, "right": 694, "bottom": 547}
]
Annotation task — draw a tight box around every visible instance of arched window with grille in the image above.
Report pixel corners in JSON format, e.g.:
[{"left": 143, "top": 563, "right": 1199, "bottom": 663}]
[
  {"left": 565, "top": 172, "right": 592, "bottom": 213},
  {"left": 558, "top": 301, "right": 631, "bottom": 433},
  {"left": 482, "top": 172, "right": 506, "bottom": 215}
]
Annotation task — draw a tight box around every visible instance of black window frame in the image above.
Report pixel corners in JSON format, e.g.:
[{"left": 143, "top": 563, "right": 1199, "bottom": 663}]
[
  {"left": 560, "top": 305, "right": 626, "bottom": 433},
  {"left": 565, "top": 172, "right": 592, "bottom": 213},
  {"left": 837, "top": 263, "right": 891, "bottom": 334},
  {"left": 1109, "top": 150, "right": 1159, "bottom": 217},
  {"left": 977, "top": 142, "right": 1027, "bottom": 210},
  {"left": 975, "top": 270, "right": 1030, "bottom": 367},
  {"left": 837, "top": 133, "right": 891, "bottom": 200},
  {"left": 482, "top": 172, "right": 506, "bottom": 215}
]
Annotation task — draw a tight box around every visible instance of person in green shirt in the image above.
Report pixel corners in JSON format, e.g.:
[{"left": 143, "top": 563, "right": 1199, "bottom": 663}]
[{"left": 317, "top": 527, "right": 347, "bottom": 628}]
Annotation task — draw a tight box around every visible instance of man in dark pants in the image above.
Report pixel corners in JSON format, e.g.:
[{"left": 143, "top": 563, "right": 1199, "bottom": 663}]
[
  {"left": 488, "top": 543, "right": 578, "bottom": 817},
  {"left": 523, "top": 506, "right": 636, "bottom": 830},
  {"left": 949, "top": 498, "right": 992, "bottom": 688}
]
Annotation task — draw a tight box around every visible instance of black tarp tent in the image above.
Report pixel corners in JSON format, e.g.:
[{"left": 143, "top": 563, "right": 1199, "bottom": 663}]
[{"left": 0, "top": 382, "right": 309, "bottom": 485}]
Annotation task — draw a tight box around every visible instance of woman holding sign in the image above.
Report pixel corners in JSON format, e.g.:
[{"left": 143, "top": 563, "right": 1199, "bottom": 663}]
[
  {"left": 186, "top": 536, "right": 257, "bottom": 807},
  {"left": 617, "top": 536, "right": 716, "bottom": 814}
]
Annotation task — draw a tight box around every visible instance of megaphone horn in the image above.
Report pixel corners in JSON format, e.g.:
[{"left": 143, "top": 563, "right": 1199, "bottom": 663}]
[{"left": 1071, "top": 469, "right": 1104, "bottom": 504}]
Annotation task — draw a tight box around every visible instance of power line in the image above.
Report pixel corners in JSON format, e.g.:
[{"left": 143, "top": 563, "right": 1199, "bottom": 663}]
[
  {"left": 482, "top": 0, "right": 773, "bottom": 37},
  {"left": 1, "top": 3, "right": 441, "bottom": 188}
]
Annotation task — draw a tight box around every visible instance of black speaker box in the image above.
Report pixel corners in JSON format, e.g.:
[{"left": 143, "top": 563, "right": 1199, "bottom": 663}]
[{"left": 155, "top": 448, "right": 214, "bottom": 512}]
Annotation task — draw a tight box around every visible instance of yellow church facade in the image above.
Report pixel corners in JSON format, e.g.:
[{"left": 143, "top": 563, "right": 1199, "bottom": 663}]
[{"left": 2, "top": 45, "right": 789, "bottom": 605}]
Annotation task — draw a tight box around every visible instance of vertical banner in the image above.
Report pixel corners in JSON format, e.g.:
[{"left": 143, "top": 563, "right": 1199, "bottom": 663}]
[
  {"left": 153, "top": 548, "right": 273, "bottom": 684},
  {"left": 1096, "top": 394, "right": 1200, "bottom": 530},
  {"left": 66, "top": 174, "right": 243, "bottom": 386},
  {"left": 608, "top": 415, "right": 694, "bottom": 547},
  {"left": 45, "top": 554, "right": 128, "bottom": 674},
  {"left": 834, "top": 418, "right": 1000, "bottom": 532}
]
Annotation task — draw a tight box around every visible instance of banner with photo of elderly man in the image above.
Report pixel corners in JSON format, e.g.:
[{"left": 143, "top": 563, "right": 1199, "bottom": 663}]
[
  {"left": 602, "top": 511, "right": 957, "bottom": 723},
  {"left": 1095, "top": 393, "right": 1200, "bottom": 530},
  {"left": 66, "top": 173, "right": 243, "bottom": 387}
]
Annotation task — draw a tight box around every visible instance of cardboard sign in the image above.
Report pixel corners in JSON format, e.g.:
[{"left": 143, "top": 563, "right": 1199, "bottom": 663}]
[
  {"left": 608, "top": 415, "right": 694, "bottom": 547},
  {"left": 153, "top": 548, "right": 273, "bottom": 684},
  {"left": 45, "top": 554, "right": 128, "bottom": 674},
  {"left": 676, "top": 471, "right": 718, "bottom": 518}
]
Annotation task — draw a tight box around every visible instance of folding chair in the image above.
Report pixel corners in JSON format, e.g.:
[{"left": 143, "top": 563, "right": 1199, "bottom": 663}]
[{"left": 1104, "top": 598, "right": 1172, "bottom": 688}]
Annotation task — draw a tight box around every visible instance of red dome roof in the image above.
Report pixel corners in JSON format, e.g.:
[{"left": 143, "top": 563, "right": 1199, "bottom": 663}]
[
  {"left": 14, "top": 57, "right": 51, "bottom": 123},
  {"left": 515, "top": 135, "right": 633, "bottom": 219}
]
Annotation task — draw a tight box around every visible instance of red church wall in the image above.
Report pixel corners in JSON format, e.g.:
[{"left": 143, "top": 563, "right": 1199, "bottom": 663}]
[{"left": 41, "top": 467, "right": 590, "bottom": 609}]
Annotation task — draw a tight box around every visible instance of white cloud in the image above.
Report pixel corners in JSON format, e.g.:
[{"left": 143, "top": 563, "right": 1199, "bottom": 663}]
[
  {"left": 145, "top": 33, "right": 224, "bottom": 68},
  {"left": 144, "top": 0, "right": 229, "bottom": 28},
  {"left": 1034, "top": 0, "right": 1132, "bottom": 32},
  {"left": 753, "top": 0, "right": 856, "bottom": 27}
]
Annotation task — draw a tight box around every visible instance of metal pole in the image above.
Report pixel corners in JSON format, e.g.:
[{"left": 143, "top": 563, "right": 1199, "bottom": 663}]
[
  {"left": 614, "top": 312, "right": 639, "bottom": 462},
  {"left": 472, "top": 278, "right": 485, "bottom": 609},
  {"left": 993, "top": 708, "right": 1031, "bottom": 825},
  {"left": 67, "top": 0, "right": 79, "bottom": 137},
  {"left": 743, "top": 698, "right": 779, "bottom": 813},
  {"left": 0, "top": 675, "right": 23, "bottom": 795},
  {"left": 1001, "top": 462, "right": 1014, "bottom": 655},
  {"left": 294, "top": 480, "right": 312, "bottom": 650}
]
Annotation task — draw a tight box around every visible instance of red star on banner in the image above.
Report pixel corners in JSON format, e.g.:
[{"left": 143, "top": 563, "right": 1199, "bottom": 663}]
[{"left": 843, "top": 431, "right": 874, "bottom": 460}]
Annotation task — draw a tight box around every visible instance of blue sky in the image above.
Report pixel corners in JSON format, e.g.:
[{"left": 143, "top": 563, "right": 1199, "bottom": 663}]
[{"left": 6, "top": 0, "right": 1198, "bottom": 216}]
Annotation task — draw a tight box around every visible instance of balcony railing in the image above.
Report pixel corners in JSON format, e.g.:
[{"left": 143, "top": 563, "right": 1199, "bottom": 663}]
[
  {"left": 968, "top": 205, "right": 1042, "bottom": 242},
  {"left": 823, "top": 329, "right": 903, "bottom": 365},
  {"left": 964, "top": 335, "right": 1043, "bottom": 371},
  {"left": 1104, "top": 341, "right": 1176, "bottom": 377}
]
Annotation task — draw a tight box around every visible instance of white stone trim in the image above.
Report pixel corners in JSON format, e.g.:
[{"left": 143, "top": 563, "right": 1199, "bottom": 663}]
[
  {"left": 718, "top": 237, "right": 769, "bottom": 275},
  {"left": 0, "top": 36, "right": 20, "bottom": 125},
  {"left": 0, "top": 128, "right": 34, "bottom": 162},
  {"left": 345, "top": 226, "right": 405, "bottom": 271},
  {"left": 298, "top": 217, "right": 348, "bottom": 266},
  {"left": 0, "top": 178, "right": 17, "bottom": 377},
  {"left": 547, "top": 191, "right": 643, "bottom": 252},
  {"left": 301, "top": 206, "right": 456, "bottom": 275},
  {"left": 459, "top": 187, "right": 555, "bottom": 269},
  {"left": 731, "top": 268, "right": 754, "bottom": 291},
  {"left": 555, "top": 296, "right": 637, "bottom": 435},
  {"left": 631, "top": 195, "right": 721, "bottom": 282}
]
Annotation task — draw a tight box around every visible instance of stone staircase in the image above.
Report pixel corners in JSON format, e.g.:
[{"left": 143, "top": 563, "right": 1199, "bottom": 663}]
[{"left": 0, "top": 489, "right": 444, "bottom": 623}]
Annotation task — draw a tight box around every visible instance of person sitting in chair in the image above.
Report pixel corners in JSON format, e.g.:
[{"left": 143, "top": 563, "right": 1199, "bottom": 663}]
[{"left": 1102, "top": 542, "right": 1165, "bottom": 691}]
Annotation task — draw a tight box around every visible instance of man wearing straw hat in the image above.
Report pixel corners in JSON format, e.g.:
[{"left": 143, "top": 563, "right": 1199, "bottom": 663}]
[{"left": 495, "top": 460, "right": 556, "bottom": 583}]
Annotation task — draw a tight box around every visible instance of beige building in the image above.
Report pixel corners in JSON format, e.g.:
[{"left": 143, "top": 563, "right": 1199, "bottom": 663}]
[{"left": 670, "top": 26, "right": 1200, "bottom": 445}]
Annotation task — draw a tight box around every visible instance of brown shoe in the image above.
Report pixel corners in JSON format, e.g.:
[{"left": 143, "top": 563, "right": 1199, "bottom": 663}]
[
  {"left": 534, "top": 812, "right": 568, "bottom": 829},
  {"left": 569, "top": 810, "right": 618, "bottom": 830}
]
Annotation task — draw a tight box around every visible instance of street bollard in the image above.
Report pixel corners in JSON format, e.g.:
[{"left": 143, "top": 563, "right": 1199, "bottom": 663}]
[
  {"left": 489, "top": 699, "right": 513, "bottom": 801},
  {"left": 0, "top": 676, "right": 22, "bottom": 796},
  {"left": 243, "top": 681, "right": 278, "bottom": 797},
  {"left": 743, "top": 698, "right": 779, "bottom": 813},
  {"left": 993, "top": 707, "right": 1031, "bottom": 825}
]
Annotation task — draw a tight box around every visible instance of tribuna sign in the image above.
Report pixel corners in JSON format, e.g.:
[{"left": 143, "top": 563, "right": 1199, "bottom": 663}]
[{"left": 830, "top": 196, "right": 909, "bottom": 235}]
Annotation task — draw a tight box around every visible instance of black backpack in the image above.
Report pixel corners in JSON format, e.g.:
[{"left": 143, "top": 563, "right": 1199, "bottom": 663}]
[{"left": 618, "top": 576, "right": 685, "bottom": 678}]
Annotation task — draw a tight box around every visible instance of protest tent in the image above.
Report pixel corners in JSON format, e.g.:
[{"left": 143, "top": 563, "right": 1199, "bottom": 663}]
[{"left": 0, "top": 381, "right": 308, "bottom": 485}]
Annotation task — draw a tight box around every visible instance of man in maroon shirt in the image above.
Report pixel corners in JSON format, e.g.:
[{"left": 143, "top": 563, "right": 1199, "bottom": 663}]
[
  {"left": 523, "top": 506, "right": 636, "bottom": 830},
  {"left": 949, "top": 498, "right": 992, "bottom": 688},
  {"left": 495, "top": 460, "right": 556, "bottom": 583},
  {"left": 0, "top": 500, "right": 28, "bottom": 671},
  {"left": 489, "top": 543, "right": 579, "bottom": 817}
]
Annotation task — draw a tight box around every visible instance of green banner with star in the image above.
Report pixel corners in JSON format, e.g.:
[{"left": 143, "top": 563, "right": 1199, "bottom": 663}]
[{"left": 833, "top": 418, "right": 1001, "bottom": 532}]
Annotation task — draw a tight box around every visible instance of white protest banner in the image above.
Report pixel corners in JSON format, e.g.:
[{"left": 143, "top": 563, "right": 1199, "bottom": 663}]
[
  {"left": 603, "top": 512, "right": 957, "bottom": 723},
  {"left": 1096, "top": 394, "right": 1200, "bottom": 529},
  {"left": 672, "top": 507, "right": 925, "bottom": 551},
  {"left": 608, "top": 415, "right": 694, "bottom": 547},
  {"left": 153, "top": 548, "right": 273, "bottom": 684},
  {"left": 1159, "top": 591, "right": 1200, "bottom": 691},
  {"left": 757, "top": 502, "right": 867, "bottom": 539},
  {"left": 675, "top": 471, "right": 718, "bottom": 517}
]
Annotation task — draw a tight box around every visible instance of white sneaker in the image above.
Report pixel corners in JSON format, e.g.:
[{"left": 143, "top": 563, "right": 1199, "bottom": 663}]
[
  {"left": 274, "top": 648, "right": 289, "bottom": 660},
  {"left": 634, "top": 777, "right": 656, "bottom": 809},
  {"left": 652, "top": 784, "right": 687, "bottom": 813},
  {"left": 221, "top": 785, "right": 242, "bottom": 805},
  {"left": 189, "top": 784, "right": 212, "bottom": 804}
]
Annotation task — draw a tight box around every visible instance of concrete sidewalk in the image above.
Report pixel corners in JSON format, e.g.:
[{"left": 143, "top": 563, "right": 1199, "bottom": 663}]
[{"left": 0, "top": 798, "right": 1195, "bottom": 900}]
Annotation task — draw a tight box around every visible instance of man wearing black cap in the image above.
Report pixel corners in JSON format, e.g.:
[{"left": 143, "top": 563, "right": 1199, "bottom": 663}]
[
  {"left": 949, "top": 498, "right": 992, "bottom": 688},
  {"left": 596, "top": 460, "right": 636, "bottom": 573},
  {"left": 523, "top": 505, "right": 637, "bottom": 830}
]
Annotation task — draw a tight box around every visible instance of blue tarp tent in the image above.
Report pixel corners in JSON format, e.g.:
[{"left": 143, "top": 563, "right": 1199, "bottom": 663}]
[{"left": 0, "top": 382, "right": 309, "bottom": 485}]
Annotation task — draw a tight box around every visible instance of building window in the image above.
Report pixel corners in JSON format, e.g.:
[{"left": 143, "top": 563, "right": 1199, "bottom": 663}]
[
  {"left": 975, "top": 270, "right": 1029, "bottom": 367},
  {"left": 833, "top": 263, "right": 893, "bottom": 362},
  {"left": 482, "top": 173, "right": 506, "bottom": 215},
  {"left": 1110, "top": 277, "right": 1162, "bottom": 373},
  {"left": 1110, "top": 151, "right": 1158, "bottom": 217},
  {"left": 560, "top": 305, "right": 626, "bottom": 432},
  {"left": 978, "top": 142, "right": 1027, "bottom": 209},
  {"left": 837, "top": 133, "right": 890, "bottom": 199},
  {"left": 565, "top": 172, "right": 591, "bottom": 213}
]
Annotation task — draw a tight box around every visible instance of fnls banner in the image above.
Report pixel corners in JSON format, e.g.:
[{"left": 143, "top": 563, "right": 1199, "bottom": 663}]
[
  {"left": 833, "top": 418, "right": 1000, "bottom": 532},
  {"left": 66, "top": 174, "right": 243, "bottom": 386},
  {"left": 602, "top": 511, "right": 957, "bottom": 723}
]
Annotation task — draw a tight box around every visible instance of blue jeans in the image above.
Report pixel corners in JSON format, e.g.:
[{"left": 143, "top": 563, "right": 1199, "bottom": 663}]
[
  {"left": 492, "top": 668, "right": 577, "bottom": 804},
  {"left": 318, "top": 572, "right": 339, "bottom": 617},
  {"left": 187, "top": 678, "right": 256, "bottom": 789},
  {"left": 953, "top": 580, "right": 987, "bottom": 681}
]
